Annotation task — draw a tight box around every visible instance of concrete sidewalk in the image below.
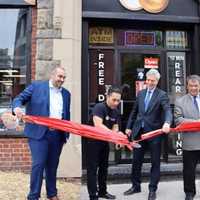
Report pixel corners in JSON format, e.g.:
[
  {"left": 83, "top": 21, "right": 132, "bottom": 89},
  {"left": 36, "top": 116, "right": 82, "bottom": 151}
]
[{"left": 81, "top": 180, "right": 200, "bottom": 200}]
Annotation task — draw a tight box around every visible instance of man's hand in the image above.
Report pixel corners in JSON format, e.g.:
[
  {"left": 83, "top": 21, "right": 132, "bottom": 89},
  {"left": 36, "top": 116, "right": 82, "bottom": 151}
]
[
  {"left": 14, "top": 107, "right": 24, "bottom": 120},
  {"left": 125, "top": 129, "right": 132, "bottom": 137},
  {"left": 162, "top": 123, "right": 170, "bottom": 133}
]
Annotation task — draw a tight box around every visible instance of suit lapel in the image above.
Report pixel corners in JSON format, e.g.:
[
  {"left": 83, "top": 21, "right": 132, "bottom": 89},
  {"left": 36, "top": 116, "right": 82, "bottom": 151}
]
[
  {"left": 45, "top": 81, "right": 50, "bottom": 115},
  {"left": 145, "top": 88, "right": 159, "bottom": 113},
  {"left": 61, "top": 88, "right": 66, "bottom": 119}
]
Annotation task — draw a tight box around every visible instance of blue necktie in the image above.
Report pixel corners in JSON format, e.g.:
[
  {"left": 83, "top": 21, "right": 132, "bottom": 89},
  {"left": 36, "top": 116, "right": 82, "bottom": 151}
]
[
  {"left": 145, "top": 90, "right": 152, "bottom": 111},
  {"left": 193, "top": 96, "right": 199, "bottom": 113}
]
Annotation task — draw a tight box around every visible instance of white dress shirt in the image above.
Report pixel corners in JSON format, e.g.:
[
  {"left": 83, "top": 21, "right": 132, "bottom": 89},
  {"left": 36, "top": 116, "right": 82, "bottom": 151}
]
[{"left": 49, "top": 80, "right": 63, "bottom": 119}]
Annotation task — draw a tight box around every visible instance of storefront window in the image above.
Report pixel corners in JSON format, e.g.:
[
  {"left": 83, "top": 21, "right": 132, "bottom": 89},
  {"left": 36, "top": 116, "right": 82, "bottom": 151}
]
[
  {"left": 166, "top": 31, "right": 188, "bottom": 49},
  {"left": 0, "top": 9, "right": 31, "bottom": 134},
  {"left": 117, "top": 30, "right": 163, "bottom": 48}
]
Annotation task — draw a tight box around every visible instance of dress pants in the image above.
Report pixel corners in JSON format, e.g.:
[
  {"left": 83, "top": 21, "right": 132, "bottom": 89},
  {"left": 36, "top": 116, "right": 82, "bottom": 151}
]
[
  {"left": 27, "top": 130, "right": 64, "bottom": 200},
  {"left": 131, "top": 137, "right": 161, "bottom": 192},
  {"left": 183, "top": 150, "right": 200, "bottom": 197},
  {"left": 86, "top": 140, "right": 109, "bottom": 199}
]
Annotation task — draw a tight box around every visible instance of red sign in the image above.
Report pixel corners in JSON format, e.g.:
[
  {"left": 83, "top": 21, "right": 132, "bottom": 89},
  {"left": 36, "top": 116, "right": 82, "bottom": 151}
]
[
  {"left": 125, "top": 31, "right": 155, "bottom": 46},
  {"left": 144, "top": 58, "right": 159, "bottom": 68}
]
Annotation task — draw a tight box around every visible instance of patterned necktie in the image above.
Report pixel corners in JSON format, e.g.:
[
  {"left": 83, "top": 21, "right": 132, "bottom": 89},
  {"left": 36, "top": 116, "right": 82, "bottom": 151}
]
[
  {"left": 145, "top": 90, "right": 152, "bottom": 111},
  {"left": 193, "top": 96, "right": 199, "bottom": 113}
]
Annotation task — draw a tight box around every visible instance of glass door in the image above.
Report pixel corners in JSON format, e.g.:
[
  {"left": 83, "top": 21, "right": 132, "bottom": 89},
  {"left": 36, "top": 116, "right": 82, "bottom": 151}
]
[{"left": 117, "top": 51, "right": 162, "bottom": 163}]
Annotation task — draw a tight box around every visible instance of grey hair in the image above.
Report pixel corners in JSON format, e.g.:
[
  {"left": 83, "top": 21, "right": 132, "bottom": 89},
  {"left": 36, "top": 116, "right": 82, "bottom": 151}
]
[
  {"left": 187, "top": 74, "right": 200, "bottom": 84},
  {"left": 146, "top": 69, "right": 161, "bottom": 80}
]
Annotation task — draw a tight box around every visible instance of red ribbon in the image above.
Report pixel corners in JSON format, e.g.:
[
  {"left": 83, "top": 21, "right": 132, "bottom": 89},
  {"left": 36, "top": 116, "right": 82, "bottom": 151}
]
[
  {"left": 22, "top": 115, "right": 200, "bottom": 150},
  {"left": 140, "top": 122, "right": 200, "bottom": 141},
  {"left": 23, "top": 115, "right": 138, "bottom": 150}
]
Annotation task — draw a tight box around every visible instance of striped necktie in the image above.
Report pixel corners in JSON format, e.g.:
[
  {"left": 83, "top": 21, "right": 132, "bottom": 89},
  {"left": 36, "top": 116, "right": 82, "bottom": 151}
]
[
  {"left": 145, "top": 90, "right": 152, "bottom": 111},
  {"left": 193, "top": 96, "right": 199, "bottom": 113}
]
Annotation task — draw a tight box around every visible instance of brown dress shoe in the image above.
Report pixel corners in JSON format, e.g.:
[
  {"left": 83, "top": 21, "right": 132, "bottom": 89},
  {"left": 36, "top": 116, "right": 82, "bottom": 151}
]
[{"left": 48, "top": 196, "right": 60, "bottom": 200}]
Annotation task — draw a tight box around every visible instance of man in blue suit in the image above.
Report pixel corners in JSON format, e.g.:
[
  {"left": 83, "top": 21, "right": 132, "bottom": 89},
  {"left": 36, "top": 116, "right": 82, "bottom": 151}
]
[
  {"left": 123, "top": 69, "right": 172, "bottom": 200},
  {"left": 13, "top": 67, "right": 71, "bottom": 200}
]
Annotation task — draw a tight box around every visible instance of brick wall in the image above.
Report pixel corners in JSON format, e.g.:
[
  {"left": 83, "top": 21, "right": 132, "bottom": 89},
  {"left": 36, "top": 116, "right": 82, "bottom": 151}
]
[{"left": 0, "top": 138, "right": 31, "bottom": 172}]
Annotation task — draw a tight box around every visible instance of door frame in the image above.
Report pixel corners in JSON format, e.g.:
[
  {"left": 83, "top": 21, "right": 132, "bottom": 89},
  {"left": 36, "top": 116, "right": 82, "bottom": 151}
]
[{"left": 114, "top": 48, "right": 167, "bottom": 164}]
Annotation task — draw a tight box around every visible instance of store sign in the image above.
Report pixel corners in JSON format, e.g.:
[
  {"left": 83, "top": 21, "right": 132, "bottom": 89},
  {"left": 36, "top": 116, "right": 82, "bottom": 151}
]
[
  {"left": 144, "top": 58, "right": 159, "bottom": 68},
  {"left": 125, "top": 31, "right": 155, "bottom": 47},
  {"left": 167, "top": 53, "right": 186, "bottom": 156},
  {"left": 176, "top": 134, "right": 182, "bottom": 156},
  {"left": 119, "top": 0, "right": 169, "bottom": 13},
  {"left": 89, "top": 27, "right": 114, "bottom": 44},
  {"left": 97, "top": 53, "right": 109, "bottom": 102},
  {"left": 98, "top": 53, "right": 105, "bottom": 86},
  {"left": 168, "top": 54, "right": 185, "bottom": 94}
]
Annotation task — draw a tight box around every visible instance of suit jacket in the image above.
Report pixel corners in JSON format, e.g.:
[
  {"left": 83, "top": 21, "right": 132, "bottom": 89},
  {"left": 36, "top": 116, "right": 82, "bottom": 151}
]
[
  {"left": 174, "top": 94, "right": 200, "bottom": 150},
  {"left": 126, "top": 88, "right": 172, "bottom": 140},
  {"left": 12, "top": 81, "right": 71, "bottom": 141}
]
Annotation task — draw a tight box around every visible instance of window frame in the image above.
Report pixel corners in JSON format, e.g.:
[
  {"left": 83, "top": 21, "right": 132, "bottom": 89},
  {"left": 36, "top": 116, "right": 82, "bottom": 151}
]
[{"left": 0, "top": 5, "right": 33, "bottom": 136}]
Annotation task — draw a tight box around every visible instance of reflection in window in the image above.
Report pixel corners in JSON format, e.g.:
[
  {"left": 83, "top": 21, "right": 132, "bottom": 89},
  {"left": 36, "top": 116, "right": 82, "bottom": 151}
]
[{"left": 0, "top": 9, "right": 30, "bottom": 132}]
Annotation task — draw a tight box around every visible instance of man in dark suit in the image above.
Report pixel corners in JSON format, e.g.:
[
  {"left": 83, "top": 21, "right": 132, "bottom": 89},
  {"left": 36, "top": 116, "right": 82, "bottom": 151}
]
[
  {"left": 123, "top": 69, "right": 172, "bottom": 200},
  {"left": 12, "top": 67, "right": 71, "bottom": 200}
]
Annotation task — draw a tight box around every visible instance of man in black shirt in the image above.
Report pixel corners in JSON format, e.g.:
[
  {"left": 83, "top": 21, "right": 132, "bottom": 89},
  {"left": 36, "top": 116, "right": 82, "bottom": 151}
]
[{"left": 86, "top": 86, "right": 121, "bottom": 200}]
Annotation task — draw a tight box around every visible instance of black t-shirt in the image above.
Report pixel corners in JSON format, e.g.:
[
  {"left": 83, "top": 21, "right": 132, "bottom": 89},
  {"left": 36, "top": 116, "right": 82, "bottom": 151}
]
[{"left": 92, "top": 102, "right": 120, "bottom": 129}]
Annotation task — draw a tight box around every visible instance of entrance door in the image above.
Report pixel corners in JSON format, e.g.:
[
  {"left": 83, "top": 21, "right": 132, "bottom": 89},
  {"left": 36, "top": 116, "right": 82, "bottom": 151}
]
[{"left": 116, "top": 50, "right": 165, "bottom": 163}]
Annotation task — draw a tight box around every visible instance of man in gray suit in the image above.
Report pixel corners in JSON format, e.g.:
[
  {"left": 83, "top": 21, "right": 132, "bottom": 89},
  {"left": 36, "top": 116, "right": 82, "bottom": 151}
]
[{"left": 174, "top": 75, "right": 200, "bottom": 200}]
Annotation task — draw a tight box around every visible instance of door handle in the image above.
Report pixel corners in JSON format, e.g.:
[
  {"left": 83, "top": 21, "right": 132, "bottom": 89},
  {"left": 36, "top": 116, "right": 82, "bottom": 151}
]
[{"left": 120, "top": 100, "right": 124, "bottom": 115}]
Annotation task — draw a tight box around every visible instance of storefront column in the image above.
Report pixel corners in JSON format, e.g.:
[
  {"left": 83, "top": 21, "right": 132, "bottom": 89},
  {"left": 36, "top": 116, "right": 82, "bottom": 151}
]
[{"left": 35, "top": 0, "right": 82, "bottom": 178}]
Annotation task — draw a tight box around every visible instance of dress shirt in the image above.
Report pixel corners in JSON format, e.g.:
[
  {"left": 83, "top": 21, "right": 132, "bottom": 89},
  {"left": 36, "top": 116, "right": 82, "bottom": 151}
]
[{"left": 49, "top": 80, "right": 63, "bottom": 119}]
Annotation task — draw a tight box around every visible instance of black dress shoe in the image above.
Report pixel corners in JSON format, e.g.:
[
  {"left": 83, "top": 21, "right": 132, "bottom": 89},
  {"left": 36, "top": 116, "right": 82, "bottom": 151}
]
[
  {"left": 185, "top": 194, "right": 194, "bottom": 200},
  {"left": 123, "top": 186, "right": 141, "bottom": 196},
  {"left": 148, "top": 191, "right": 156, "bottom": 200},
  {"left": 98, "top": 192, "right": 116, "bottom": 199}
]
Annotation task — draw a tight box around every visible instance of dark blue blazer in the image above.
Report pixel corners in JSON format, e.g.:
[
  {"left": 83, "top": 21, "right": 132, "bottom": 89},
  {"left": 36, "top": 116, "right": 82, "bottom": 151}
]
[
  {"left": 12, "top": 81, "right": 71, "bottom": 141},
  {"left": 126, "top": 88, "right": 172, "bottom": 140}
]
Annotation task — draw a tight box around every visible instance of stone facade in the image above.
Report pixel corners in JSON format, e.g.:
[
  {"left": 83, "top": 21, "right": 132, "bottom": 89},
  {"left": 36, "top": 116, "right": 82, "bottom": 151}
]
[
  {"left": 35, "top": 0, "right": 82, "bottom": 178},
  {"left": 36, "top": 0, "right": 59, "bottom": 80}
]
